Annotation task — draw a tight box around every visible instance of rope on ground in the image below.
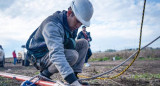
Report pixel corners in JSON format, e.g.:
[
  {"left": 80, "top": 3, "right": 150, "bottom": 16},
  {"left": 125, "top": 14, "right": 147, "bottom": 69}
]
[
  {"left": 78, "top": 35, "right": 160, "bottom": 80},
  {"left": 78, "top": 0, "right": 151, "bottom": 81}
]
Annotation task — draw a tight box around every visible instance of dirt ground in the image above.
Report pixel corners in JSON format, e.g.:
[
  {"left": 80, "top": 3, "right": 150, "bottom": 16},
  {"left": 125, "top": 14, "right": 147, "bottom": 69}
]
[{"left": 0, "top": 60, "right": 160, "bottom": 86}]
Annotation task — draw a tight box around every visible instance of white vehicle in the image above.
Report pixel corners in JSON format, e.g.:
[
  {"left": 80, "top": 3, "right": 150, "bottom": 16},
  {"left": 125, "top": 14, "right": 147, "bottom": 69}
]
[
  {"left": 18, "top": 50, "right": 26, "bottom": 65},
  {"left": 21, "top": 45, "right": 30, "bottom": 66},
  {"left": 17, "top": 52, "right": 22, "bottom": 63},
  {"left": 0, "top": 46, "right": 5, "bottom": 67}
]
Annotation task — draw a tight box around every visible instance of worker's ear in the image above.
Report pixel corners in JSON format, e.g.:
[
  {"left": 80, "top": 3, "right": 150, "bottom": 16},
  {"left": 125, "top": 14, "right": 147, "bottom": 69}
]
[{"left": 67, "top": 10, "right": 72, "bottom": 17}]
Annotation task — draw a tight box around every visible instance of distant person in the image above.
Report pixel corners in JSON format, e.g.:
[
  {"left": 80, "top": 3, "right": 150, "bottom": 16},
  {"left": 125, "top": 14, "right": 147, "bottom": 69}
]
[
  {"left": 26, "top": 0, "right": 94, "bottom": 85},
  {"left": 21, "top": 45, "right": 30, "bottom": 66},
  {"left": 17, "top": 52, "right": 22, "bottom": 63},
  {"left": 12, "top": 50, "right": 17, "bottom": 65},
  {"left": 20, "top": 50, "right": 25, "bottom": 66},
  {"left": 77, "top": 26, "right": 92, "bottom": 67},
  {"left": 0, "top": 45, "right": 5, "bottom": 67}
]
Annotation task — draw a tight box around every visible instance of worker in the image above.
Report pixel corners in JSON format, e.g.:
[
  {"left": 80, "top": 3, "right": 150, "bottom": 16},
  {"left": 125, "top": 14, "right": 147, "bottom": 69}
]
[
  {"left": 77, "top": 26, "right": 92, "bottom": 67},
  {"left": 26, "top": 0, "right": 94, "bottom": 85},
  {"left": 12, "top": 50, "right": 17, "bottom": 65}
]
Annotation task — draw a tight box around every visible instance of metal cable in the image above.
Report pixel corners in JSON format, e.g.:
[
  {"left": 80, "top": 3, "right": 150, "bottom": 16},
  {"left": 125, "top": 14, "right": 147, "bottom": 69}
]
[
  {"left": 26, "top": 74, "right": 56, "bottom": 86},
  {"left": 78, "top": 35, "right": 160, "bottom": 80},
  {"left": 38, "top": 74, "right": 56, "bottom": 83},
  {"left": 79, "top": 0, "right": 148, "bottom": 81}
]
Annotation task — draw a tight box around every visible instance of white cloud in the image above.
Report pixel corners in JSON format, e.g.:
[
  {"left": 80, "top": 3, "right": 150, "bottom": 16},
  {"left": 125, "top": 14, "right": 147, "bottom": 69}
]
[
  {"left": 87, "top": 0, "right": 160, "bottom": 51},
  {"left": 0, "top": 0, "right": 72, "bottom": 44},
  {"left": 0, "top": 0, "right": 160, "bottom": 56}
]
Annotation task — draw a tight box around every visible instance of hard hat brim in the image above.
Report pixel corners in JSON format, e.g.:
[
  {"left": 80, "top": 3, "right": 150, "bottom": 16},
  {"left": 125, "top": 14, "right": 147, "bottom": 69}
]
[{"left": 71, "top": 1, "right": 90, "bottom": 27}]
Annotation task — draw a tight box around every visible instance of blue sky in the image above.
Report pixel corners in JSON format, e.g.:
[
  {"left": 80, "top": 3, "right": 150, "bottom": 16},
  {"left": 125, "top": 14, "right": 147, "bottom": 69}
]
[{"left": 0, "top": 0, "right": 160, "bottom": 57}]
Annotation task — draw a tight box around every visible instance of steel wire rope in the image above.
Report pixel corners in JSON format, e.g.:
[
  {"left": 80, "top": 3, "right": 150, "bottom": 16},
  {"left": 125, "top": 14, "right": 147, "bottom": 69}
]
[
  {"left": 78, "top": 0, "right": 148, "bottom": 81},
  {"left": 78, "top": 35, "right": 160, "bottom": 80}
]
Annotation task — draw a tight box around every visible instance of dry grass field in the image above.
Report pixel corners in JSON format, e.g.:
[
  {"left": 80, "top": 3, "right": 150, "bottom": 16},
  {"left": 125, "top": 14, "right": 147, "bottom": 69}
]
[{"left": 0, "top": 49, "right": 160, "bottom": 86}]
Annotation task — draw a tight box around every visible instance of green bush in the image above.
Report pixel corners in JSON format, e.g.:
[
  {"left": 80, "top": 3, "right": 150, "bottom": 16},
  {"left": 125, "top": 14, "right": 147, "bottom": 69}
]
[
  {"left": 89, "top": 57, "right": 110, "bottom": 62},
  {"left": 138, "top": 57, "right": 160, "bottom": 60},
  {"left": 115, "top": 56, "right": 122, "bottom": 60},
  {"left": 132, "top": 73, "right": 160, "bottom": 79},
  {"left": 139, "top": 57, "right": 145, "bottom": 60}
]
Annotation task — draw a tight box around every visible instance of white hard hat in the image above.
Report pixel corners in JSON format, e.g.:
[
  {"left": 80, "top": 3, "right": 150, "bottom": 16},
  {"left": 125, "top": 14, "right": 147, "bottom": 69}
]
[{"left": 71, "top": 0, "right": 94, "bottom": 27}]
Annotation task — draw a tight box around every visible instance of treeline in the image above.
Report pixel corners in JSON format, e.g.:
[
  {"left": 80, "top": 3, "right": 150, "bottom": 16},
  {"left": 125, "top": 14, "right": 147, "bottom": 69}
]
[{"left": 92, "top": 47, "right": 160, "bottom": 59}]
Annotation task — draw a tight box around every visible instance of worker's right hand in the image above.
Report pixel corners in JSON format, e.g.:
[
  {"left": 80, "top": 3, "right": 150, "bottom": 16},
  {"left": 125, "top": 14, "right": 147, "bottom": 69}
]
[{"left": 70, "top": 80, "right": 82, "bottom": 86}]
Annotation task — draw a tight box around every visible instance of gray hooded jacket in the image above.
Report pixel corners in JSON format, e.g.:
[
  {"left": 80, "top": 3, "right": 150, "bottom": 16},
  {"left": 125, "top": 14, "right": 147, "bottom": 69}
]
[{"left": 27, "top": 11, "right": 78, "bottom": 81}]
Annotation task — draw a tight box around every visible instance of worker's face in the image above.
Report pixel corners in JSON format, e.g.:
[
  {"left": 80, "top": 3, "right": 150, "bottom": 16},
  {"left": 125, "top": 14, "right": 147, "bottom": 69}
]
[
  {"left": 67, "top": 11, "right": 82, "bottom": 31},
  {"left": 82, "top": 28, "right": 86, "bottom": 31}
]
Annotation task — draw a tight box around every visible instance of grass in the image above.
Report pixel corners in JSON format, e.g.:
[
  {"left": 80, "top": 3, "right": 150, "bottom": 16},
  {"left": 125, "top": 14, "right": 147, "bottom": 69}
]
[
  {"left": 89, "top": 56, "right": 160, "bottom": 62},
  {"left": 115, "top": 56, "right": 123, "bottom": 60},
  {"left": 89, "top": 57, "right": 110, "bottom": 61},
  {"left": 89, "top": 56, "right": 123, "bottom": 62},
  {"left": 132, "top": 73, "right": 160, "bottom": 80},
  {"left": 0, "top": 76, "right": 10, "bottom": 83},
  {"left": 0, "top": 76, "right": 19, "bottom": 86},
  {"left": 34, "top": 71, "right": 40, "bottom": 75},
  {"left": 138, "top": 57, "right": 160, "bottom": 60}
]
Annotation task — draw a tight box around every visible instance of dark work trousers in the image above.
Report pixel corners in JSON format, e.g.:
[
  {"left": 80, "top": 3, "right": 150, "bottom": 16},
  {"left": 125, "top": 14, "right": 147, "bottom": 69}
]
[
  {"left": 85, "top": 48, "right": 92, "bottom": 63},
  {"left": 29, "top": 39, "right": 88, "bottom": 78}
]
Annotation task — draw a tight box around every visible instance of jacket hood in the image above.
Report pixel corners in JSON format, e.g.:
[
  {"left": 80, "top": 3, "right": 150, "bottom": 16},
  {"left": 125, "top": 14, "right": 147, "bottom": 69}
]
[{"left": 52, "top": 11, "right": 71, "bottom": 32}]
